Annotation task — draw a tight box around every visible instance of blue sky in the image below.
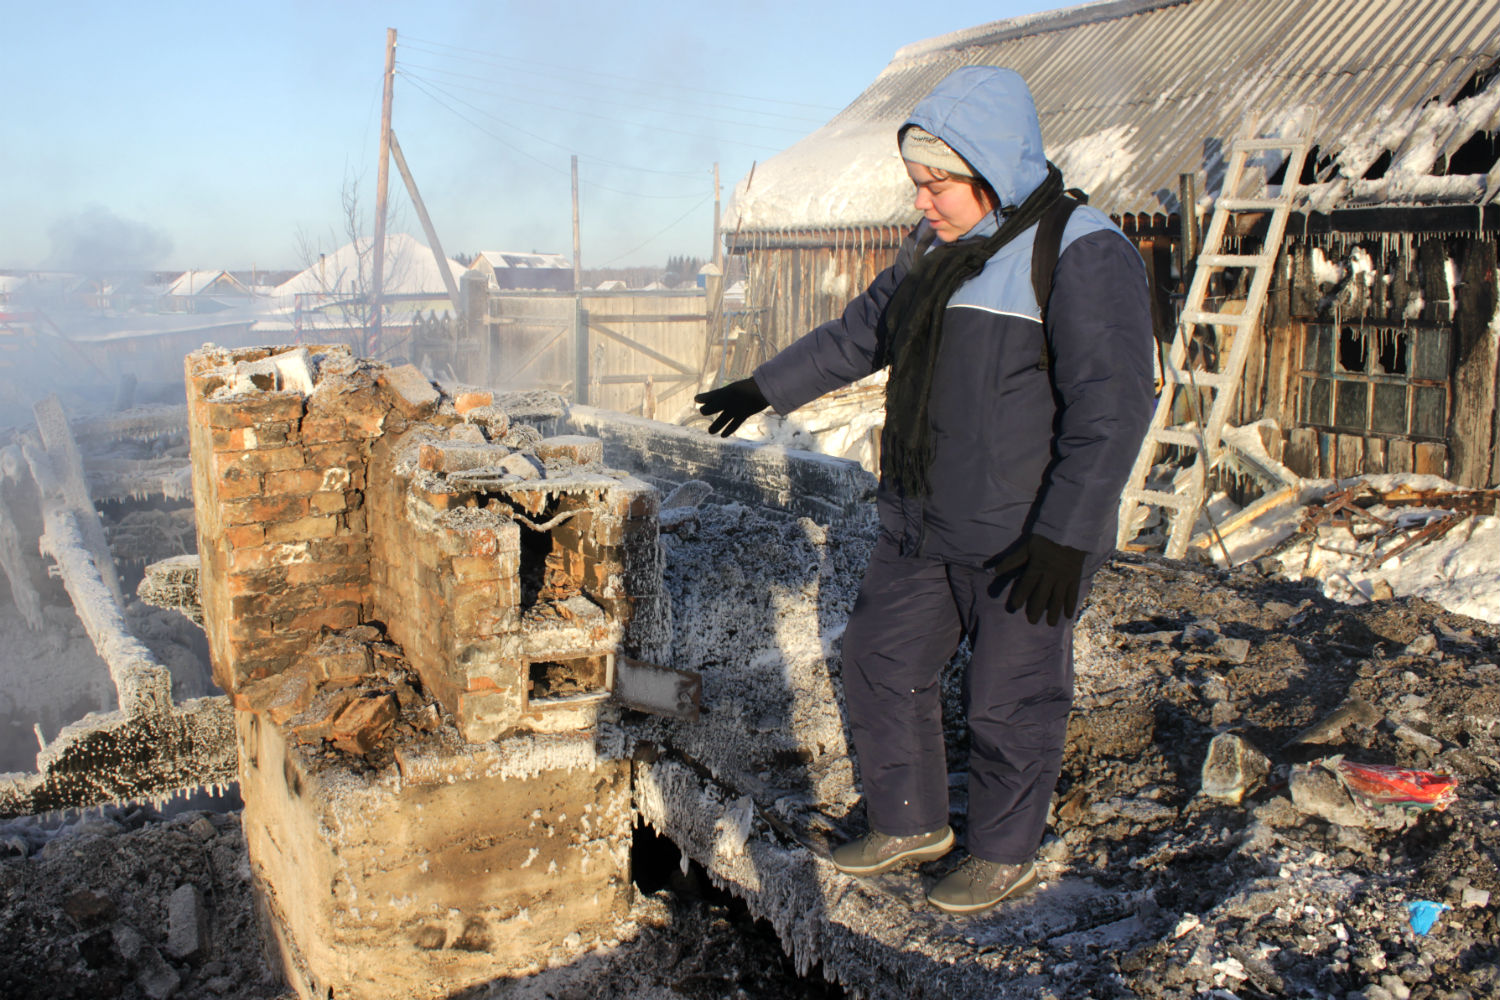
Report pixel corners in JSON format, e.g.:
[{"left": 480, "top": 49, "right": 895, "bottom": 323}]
[{"left": 2, "top": 1, "right": 1058, "bottom": 273}]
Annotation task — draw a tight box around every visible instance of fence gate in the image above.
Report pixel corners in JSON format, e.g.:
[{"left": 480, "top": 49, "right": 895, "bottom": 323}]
[{"left": 482, "top": 290, "right": 708, "bottom": 419}]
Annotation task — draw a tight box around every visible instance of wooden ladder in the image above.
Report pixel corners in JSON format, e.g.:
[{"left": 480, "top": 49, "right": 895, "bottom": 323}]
[{"left": 1117, "top": 117, "right": 1315, "bottom": 560}]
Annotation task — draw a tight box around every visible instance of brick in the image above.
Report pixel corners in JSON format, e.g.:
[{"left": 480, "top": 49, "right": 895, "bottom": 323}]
[
  {"left": 222, "top": 523, "right": 265, "bottom": 549},
  {"left": 218, "top": 467, "right": 263, "bottom": 500},
  {"left": 451, "top": 388, "right": 494, "bottom": 415},
  {"left": 229, "top": 541, "right": 312, "bottom": 573},
  {"left": 215, "top": 446, "right": 307, "bottom": 478},
  {"left": 265, "top": 515, "right": 340, "bottom": 544},
  {"left": 450, "top": 554, "right": 501, "bottom": 583},
  {"left": 318, "top": 466, "right": 352, "bottom": 492},
  {"left": 316, "top": 583, "right": 367, "bottom": 609},
  {"left": 264, "top": 667, "right": 318, "bottom": 725},
  {"left": 222, "top": 494, "right": 309, "bottom": 526},
  {"left": 210, "top": 422, "right": 295, "bottom": 452},
  {"left": 227, "top": 615, "right": 276, "bottom": 642},
  {"left": 288, "top": 604, "right": 361, "bottom": 633},
  {"left": 377, "top": 364, "right": 441, "bottom": 418},
  {"left": 309, "top": 637, "right": 373, "bottom": 683},
  {"left": 536, "top": 435, "right": 604, "bottom": 467},
  {"left": 288, "top": 689, "right": 358, "bottom": 744},
  {"left": 204, "top": 393, "right": 305, "bottom": 429},
  {"left": 299, "top": 414, "right": 349, "bottom": 444},
  {"left": 416, "top": 483, "right": 476, "bottom": 511},
  {"left": 305, "top": 442, "right": 364, "bottom": 468},
  {"left": 309, "top": 491, "right": 349, "bottom": 515},
  {"left": 279, "top": 559, "right": 351, "bottom": 588},
  {"left": 265, "top": 468, "right": 328, "bottom": 495},
  {"left": 329, "top": 691, "right": 398, "bottom": 754}
]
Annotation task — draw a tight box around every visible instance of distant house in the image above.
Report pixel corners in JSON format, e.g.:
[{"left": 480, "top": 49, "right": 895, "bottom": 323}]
[
  {"left": 469, "top": 250, "right": 573, "bottom": 292},
  {"left": 724, "top": 0, "right": 1500, "bottom": 487},
  {"left": 159, "top": 269, "right": 252, "bottom": 314}
]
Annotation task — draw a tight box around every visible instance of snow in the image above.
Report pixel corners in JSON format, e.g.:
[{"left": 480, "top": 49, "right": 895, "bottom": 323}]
[
  {"left": 272, "top": 232, "right": 464, "bottom": 300},
  {"left": 723, "top": 119, "right": 917, "bottom": 232},
  {"left": 1200, "top": 472, "right": 1500, "bottom": 625},
  {"left": 1052, "top": 124, "right": 1138, "bottom": 197}
]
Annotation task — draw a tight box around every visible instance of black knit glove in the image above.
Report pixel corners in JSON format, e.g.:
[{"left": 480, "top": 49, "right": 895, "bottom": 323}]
[
  {"left": 987, "top": 534, "right": 1087, "bottom": 627},
  {"left": 694, "top": 378, "right": 769, "bottom": 437}
]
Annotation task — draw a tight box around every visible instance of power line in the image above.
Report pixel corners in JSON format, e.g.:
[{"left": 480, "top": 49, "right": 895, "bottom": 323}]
[
  {"left": 400, "top": 34, "right": 841, "bottom": 114},
  {"left": 594, "top": 194, "right": 713, "bottom": 268},
  {"left": 398, "top": 68, "right": 786, "bottom": 154},
  {"left": 399, "top": 72, "right": 711, "bottom": 201},
  {"left": 397, "top": 59, "right": 823, "bottom": 133}
]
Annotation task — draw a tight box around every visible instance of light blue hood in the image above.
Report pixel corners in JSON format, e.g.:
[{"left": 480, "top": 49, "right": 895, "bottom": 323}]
[{"left": 903, "top": 67, "right": 1049, "bottom": 210}]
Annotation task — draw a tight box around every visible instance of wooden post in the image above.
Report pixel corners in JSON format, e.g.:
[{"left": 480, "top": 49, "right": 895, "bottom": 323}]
[
  {"left": 571, "top": 155, "right": 582, "bottom": 294},
  {"left": 572, "top": 154, "right": 587, "bottom": 404},
  {"left": 712, "top": 163, "right": 722, "bottom": 269},
  {"left": 461, "top": 270, "right": 489, "bottom": 384},
  {"left": 701, "top": 261, "right": 723, "bottom": 393},
  {"left": 371, "top": 27, "right": 397, "bottom": 353},
  {"left": 575, "top": 303, "right": 589, "bottom": 405},
  {"left": 389, "top": 130, "right": 462, "bottom": 314}
]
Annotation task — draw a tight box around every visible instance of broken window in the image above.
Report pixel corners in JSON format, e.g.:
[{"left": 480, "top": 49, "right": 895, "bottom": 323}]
[{"left": 1299, "top": 324, "right": 1450, "bottom": 440}]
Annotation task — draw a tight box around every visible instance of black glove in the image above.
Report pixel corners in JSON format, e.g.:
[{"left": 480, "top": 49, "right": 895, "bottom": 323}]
[
  {"left": 987, "top": 534, "right": 1087, "bottom": 627},
  {"left": 694, "top": 378, "right": 769, "bottom": 437}
]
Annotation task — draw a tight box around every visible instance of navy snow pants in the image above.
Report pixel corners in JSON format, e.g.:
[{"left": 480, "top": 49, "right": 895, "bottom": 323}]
[{"left": 840, "top": 537, "right": 1094, "bottom": 864}]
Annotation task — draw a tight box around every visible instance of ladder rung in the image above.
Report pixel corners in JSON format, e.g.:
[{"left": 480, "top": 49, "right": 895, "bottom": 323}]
[
  {"left": 1235, "top": 138, "right": 1309, "bottom": 152},
  {"left": 1197, "top": 253, "right": 1273, "bottom": 268},
  {"left": 1124, "top": 487, "right": 1198, "bottom": 509},
  {"left": 1216, "top": 197, "right": 1289, "bottom": 212},
  {"left": 1181, "top": 308, "right": 1253, "bottom": 326},
  {"left": 1151, "top": 428, "right": 1204, "bottom": 448},
  {"left": 1161, "top": 368, "right": 1230, "bottom": 388}
]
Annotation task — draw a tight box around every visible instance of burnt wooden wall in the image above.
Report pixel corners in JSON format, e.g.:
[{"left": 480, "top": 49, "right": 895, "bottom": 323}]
[{"left": 1246, "top": 233, "right": 1499, "bottom": 487}]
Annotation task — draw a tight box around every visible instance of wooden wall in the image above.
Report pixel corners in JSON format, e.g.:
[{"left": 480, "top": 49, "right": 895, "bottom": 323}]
[{"left": 1243, "top": 233, "right": 1499, "bottom": 487}]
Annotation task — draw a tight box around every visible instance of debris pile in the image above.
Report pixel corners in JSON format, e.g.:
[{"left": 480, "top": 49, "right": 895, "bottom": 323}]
[{"left": 1, "top": 496, "right": 1499, "bottom": 998}]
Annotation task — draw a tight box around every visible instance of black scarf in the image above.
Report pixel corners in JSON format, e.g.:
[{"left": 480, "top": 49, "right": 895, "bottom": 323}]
[{"left": 875, "top": 162, "right": 1065, "bottom": 497}]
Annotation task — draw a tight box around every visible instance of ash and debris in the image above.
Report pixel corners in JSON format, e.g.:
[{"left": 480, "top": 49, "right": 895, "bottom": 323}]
[{"left": 4, "top": 487, "right": 1500, "bottom": 998}]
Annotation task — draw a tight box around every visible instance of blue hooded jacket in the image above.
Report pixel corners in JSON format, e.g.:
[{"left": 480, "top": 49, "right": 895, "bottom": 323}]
[{"left": 753, "top": 67, "right": 1154, "bottom": 566}]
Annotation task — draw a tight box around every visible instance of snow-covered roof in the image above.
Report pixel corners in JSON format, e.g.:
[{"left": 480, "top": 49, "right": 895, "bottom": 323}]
[
  {"left": 474, "top": 250, "right": 569, "bottom": 269},
  {"left": 727, "top": 0, "right": 1500, "bottom": 236},
  {"left": 274, "top": 233, "right": 464, "bottom": 298},
  {"left": 165, "top": 269, "right": 248, "bottom": 297}
]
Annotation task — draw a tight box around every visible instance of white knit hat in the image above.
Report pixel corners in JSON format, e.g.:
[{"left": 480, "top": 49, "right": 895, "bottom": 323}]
[{"left": 899, "top": 126, "right": 974, "bottom": 177}]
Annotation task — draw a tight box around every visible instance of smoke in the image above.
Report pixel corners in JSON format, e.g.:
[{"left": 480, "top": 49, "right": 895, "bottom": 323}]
[{"left": 44, "top": 205, "right": 173, "bottom": 274}]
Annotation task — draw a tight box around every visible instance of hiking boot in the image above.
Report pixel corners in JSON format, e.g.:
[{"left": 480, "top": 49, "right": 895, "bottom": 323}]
[
  {"left": 830, "top": 825, "right": 954, "bottom": 875},
  {"left": 926, "top": 856, "right": 1038, "bottom": 914}
]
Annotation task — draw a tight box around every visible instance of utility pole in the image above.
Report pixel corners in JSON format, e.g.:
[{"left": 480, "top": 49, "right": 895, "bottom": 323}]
[
  {"left": 571, "top": 155, "right": 582, "bottom": 292},
  {"left": 572, "top": 155, "right": 587, "bottom": 404},
  {"left": 371, "top": 27, "right": 397, "bottom": 353},
  {"left": 712, "top": 163, "right": 722, "bottom": 269}
]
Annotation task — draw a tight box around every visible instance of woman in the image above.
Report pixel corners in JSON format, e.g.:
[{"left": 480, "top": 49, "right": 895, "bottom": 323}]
[{"left": 696, "top": 66, "right": 1154, "bottom": 914}]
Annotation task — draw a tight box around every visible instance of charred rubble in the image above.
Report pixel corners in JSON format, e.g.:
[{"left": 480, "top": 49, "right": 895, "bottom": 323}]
[{"left": 0, "top": 344, "right": 1495, "bottom": 1000}]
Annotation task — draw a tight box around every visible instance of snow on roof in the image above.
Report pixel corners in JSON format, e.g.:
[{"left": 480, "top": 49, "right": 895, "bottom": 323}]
[
  {"left": 475, "top": 250, "right": 570, "bottom": 269},
  {"left": 727, "top": 0, "right": 1500, "bottom": 234},
  {"left": 273, "top": 233, "right": 464, "bottom": 298},
  {"left": 165, "top": 269, "right": 248, "bottom": 296}
]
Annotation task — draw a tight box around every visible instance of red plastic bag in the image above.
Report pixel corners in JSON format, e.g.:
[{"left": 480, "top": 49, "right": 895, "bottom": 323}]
[{"left": 1330, "top": 757, "right": 1458, "bottom": 812}]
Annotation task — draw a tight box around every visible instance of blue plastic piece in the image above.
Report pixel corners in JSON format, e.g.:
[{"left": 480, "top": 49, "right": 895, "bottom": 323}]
[{"left": 1406, "top": 900, "right": 1450, "bottom": 935}]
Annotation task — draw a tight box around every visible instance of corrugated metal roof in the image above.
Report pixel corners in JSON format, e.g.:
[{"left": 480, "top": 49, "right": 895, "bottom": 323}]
[{"left": 727, "top": 0, "right": 1500, "bottom": 234}]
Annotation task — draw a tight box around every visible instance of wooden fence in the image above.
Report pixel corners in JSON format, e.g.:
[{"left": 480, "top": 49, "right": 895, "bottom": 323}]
[{"left": 413, "top": 272, "right": 715, "bottom": 420}]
